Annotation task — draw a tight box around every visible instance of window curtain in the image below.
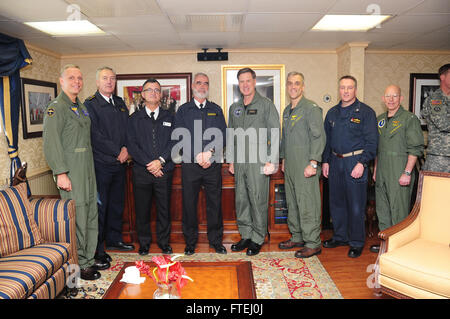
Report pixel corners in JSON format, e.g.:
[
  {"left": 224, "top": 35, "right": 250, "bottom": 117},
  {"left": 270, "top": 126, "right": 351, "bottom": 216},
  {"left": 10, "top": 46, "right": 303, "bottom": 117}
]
[{"left": 0, "top": 33, "right": 32, "bottom": 185}]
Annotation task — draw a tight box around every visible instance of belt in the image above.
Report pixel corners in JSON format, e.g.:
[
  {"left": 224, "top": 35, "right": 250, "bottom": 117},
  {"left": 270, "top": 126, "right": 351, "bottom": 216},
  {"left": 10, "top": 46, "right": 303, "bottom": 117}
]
[{"left": 332, "top": 149, "right": 363, "bottom": 158}]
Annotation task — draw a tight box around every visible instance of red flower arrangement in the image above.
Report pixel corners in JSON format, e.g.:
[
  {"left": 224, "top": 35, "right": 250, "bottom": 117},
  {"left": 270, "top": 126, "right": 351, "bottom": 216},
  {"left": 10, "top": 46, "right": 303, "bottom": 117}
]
[{"left": 135, "top": 254, "right": 193, "bottom": 296}]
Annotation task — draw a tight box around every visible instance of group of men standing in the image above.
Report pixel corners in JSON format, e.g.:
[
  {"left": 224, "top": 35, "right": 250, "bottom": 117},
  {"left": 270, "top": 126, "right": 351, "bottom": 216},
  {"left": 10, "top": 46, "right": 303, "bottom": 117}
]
[{"left": 42, "top": 63, "right": 449, "bottom": 281}]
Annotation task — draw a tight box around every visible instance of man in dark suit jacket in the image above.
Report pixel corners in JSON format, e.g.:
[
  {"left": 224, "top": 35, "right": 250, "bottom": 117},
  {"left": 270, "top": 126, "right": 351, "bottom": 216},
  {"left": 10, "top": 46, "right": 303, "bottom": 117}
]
[
  {"left": 84, "top": 66, "right": 134, "bottom": 269},
  {"left": 127, "top": 78, "right": 175, "bottom": 255},
  {"left": 173, "top": 73, "right": 227, "bottom": 256}
]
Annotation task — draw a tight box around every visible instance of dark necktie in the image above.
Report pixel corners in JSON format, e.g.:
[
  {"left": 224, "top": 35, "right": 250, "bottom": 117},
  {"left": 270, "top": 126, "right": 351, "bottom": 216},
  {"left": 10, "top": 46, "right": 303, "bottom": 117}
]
[
  {"left": 150, "top": 111, "right": 155, "bottom": 121},
  {"left": 199, "top": 103, "right": 203, "bottom": 109},
  {"left": 109, "top": 97, "right": 113, "bottom": 105}
]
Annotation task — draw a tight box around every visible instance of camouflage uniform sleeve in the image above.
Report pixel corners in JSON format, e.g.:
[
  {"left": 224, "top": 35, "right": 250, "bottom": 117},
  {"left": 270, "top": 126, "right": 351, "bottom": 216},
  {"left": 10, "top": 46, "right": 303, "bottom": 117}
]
[
  {"left": 405, "top": 114, "right": 425, "bottom": 157},
  {"left": 308, "top": 105, "right": 326, "bottom": 163},
  {"left": 421, "top": 96, "right": 450, "bottom": 132},
  {"left": 43, "top": 104, "right": 69, "bottom": 176}
]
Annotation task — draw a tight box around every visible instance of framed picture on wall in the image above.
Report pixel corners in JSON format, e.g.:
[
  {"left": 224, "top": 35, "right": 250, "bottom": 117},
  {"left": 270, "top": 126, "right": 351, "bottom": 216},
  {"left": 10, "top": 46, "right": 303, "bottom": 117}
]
[
  {"left": 409, "top": 73, "right": 440, "bottom": 131},
  {"left": 20, "top": 78, "right": 57, "bottom": 139},
  {"left": 115, "top": 73, "right": 192, "bottom": 114},
  {"left": 221, "top": 64, "right": 285, "bottom": 124}
]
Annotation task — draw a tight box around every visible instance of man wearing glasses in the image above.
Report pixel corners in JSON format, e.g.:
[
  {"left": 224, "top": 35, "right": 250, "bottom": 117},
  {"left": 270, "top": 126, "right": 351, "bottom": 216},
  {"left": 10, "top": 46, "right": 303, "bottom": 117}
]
[
  {"left": 127, "top": 78, "right": 175, "bottom": 255},
  {"left": 173, "top": 73, "right": 227, "bottom": 256},
  {"left": 370, "top": 85, "right": 424, "bottom": 253}
]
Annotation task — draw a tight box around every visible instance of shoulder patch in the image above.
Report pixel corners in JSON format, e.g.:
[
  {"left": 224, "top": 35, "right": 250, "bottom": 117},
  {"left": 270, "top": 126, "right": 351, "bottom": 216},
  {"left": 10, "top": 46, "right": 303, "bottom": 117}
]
[{"left": 47, "top": 107, "right": 56, "bottom": 117}]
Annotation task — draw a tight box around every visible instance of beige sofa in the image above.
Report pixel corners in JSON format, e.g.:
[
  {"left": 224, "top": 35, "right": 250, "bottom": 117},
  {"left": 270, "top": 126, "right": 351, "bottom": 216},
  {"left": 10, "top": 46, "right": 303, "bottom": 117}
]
[{"left": 376, "top": 171, "right": 450, "bottom": 299}]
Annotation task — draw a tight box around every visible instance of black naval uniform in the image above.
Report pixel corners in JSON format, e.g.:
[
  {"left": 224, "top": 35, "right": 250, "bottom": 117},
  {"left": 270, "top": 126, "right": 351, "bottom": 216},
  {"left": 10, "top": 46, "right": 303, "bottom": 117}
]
[
  {"left": 127, "top": 107, "right": 174, "bottom": 249},
  {"left": 84, "top": 91, "right": 129, "bottom": 257},
  {"left": 173, "top": 99, "right": 227, "bottom": 250}
]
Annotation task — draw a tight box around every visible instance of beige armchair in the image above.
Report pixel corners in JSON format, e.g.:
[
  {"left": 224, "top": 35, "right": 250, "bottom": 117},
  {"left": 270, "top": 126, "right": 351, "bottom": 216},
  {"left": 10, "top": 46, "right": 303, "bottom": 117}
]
[{"left": 375, "top": 171, "right": 450, "bottom": 299}]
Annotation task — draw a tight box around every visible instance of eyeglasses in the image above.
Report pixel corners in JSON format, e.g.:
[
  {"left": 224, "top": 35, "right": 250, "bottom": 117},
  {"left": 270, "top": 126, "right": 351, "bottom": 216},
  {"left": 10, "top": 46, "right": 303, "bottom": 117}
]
[
  {"left": 384, "top": 94, "right": 400, "bottom": 99},
  {"left": 142, "top": 88, "right": 161, "bottom": 93}
]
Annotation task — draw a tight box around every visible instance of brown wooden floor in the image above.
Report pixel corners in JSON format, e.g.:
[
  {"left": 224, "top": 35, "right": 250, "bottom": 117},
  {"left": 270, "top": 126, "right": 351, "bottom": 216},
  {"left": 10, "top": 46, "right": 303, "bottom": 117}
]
[{"left": 106, "top": 229, "right": 391, "bottom": 299}]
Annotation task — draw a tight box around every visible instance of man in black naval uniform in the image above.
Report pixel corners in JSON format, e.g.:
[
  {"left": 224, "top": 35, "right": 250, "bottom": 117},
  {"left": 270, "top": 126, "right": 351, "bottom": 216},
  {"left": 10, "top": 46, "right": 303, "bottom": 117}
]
[
  {"left": 173, "top": 72, "right": 227, "bottom": 256},
  {"left": 322, "top": 75, "right": 378, "bottom": 258},
  {"left": 127, "top": 78, "right": 175, "bottom": 255},
  {"left": 84, "top": 66, "right": 134, "bottom": 268}
]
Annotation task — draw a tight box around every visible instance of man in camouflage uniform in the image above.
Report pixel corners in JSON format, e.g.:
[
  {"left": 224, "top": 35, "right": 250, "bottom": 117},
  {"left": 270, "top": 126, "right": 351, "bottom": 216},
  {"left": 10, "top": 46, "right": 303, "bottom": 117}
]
[
  {"left": 370, "top": 85, "right": 424, "bottom": 253},
  {"left": 278, "top": 72, "right": 326, "bottom": 259},
  {"left": 421, "top": 63, "right": 450, "bottom": 172},
  {"left": 43, "top": 65, "right": 100, "bottom": 281}
]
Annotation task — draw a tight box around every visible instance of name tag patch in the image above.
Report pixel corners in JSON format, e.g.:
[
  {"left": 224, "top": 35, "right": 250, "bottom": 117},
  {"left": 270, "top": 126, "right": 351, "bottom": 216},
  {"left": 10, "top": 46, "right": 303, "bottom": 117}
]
[
  {"left": 431, "top": 99, "right": 442, "bottom": 105},
  {"left": 163, "top": 121, "right": 171, "bottom": 127},
  {"left": 350, "top": 117, "right": 361, "bottom": 124},
  {"left": 247, "top": 109, "right": 257, "bottom": 115}
]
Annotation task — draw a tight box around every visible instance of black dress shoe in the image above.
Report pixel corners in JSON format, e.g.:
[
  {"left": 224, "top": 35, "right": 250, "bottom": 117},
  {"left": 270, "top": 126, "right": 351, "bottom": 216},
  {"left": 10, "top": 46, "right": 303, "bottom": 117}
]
[
  {"left": 210, "top": 244, "right": 227, "bottom": 254},
  {"left": 95, "top": 253, "right": 112, "bottom": 263},
  {"left": 370, "top": 244, "right": 380, "bottom": 253},
  {"left": 138, "top": 245, "right": 149, "bottom": 256},
  {"left": 80, "top": 266, "right": 101, "bottom": 281},
  {"left": 246, "top": 241, "right": 262, "bottom": 256},
  {"left": 106, "top": 241, "right": 135, "bottom": 251},
  {"left": 161, "top": 245, "right": 173, "bottom": 254},
  {"left": 93, "top": 259, "right": 110, "bottom": 270},
  {"left": 231, "top": 239, "right": 251, "bottom": 252},
  {"left": 323, "top": 239, "right": 349, "bottom": 248},
  {"left": 348, "top": 246, "right": 364, "bottom": 258},
  {"left": 184, "top": 246, "right": 195, "bottom": 256}
]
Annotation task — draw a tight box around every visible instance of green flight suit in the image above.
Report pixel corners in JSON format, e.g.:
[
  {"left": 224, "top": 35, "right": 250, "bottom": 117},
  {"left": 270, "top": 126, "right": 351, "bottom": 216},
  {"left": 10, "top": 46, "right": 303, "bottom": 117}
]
[
  {"left": 280, "top": 96, "right": 326, "bottom": 249},
  {"left": 228, "top": 91, "right": 280, "bottom": 245},
  {"left": 375, "top": 106, "right": 424, "bottom": 231},
  {"left": 43, "top": 91, "right": 98, "bottom": 269}
]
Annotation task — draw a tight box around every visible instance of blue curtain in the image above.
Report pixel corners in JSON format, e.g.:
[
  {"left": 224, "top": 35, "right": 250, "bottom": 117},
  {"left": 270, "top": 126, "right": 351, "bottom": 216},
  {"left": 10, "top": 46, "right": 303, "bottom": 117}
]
[{"left": 0, "top": 33, "right": 32, "bottom": 185}]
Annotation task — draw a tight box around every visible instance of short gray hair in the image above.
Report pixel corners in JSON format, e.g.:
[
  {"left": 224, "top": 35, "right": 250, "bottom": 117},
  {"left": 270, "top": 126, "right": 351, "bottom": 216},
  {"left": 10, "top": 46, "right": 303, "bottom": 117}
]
[
  {"left": 96, "top": 66, "right": 116, "bottom": 80},
  {"left": 287, "top": 71, "right": 305, "bottom": 84},
  {"left": 60, "top": 64, "right": 80, "bottom": 77},
  {"left": 192, "top": 72, "right": 209, "bottom": 85}
]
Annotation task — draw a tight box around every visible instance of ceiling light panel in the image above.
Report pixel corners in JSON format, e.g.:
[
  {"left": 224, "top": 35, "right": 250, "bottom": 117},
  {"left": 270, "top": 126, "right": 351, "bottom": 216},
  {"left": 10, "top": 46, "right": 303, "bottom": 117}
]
[
  {"left": 24, "top": 20, "right": 105, "bottom": 36},
  {"left": 312, "top": 15, "right": 391, "bottom": 31}
]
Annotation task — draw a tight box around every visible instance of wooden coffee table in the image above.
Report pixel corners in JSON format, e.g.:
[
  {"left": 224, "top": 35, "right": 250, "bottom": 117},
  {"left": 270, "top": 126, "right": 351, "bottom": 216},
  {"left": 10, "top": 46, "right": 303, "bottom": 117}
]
[{"left": 103, "top": 261, "right": 256, "bottom": 299}]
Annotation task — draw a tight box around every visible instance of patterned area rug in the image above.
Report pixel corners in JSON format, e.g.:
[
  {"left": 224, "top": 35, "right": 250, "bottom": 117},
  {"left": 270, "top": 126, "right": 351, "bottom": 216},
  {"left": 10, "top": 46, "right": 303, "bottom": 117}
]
[{"left": 59, "top": 252, "right": 342, "bottom": 299}]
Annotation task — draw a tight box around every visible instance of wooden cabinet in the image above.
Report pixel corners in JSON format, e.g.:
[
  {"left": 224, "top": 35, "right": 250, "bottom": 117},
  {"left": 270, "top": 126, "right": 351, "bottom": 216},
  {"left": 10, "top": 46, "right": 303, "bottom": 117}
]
[{"left": 121, "top": 163, "right": 322, "bottom": 244}]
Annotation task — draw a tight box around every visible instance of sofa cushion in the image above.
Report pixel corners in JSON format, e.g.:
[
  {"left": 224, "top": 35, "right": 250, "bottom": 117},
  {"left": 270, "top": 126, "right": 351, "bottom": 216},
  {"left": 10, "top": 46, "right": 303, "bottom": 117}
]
[
  {"left": 379, "top": 238, "right": 450, "bottom": 298},
  {"left": 0, "top": 183, "right": 43, "bottom": 257},
  {"left": 28, "top": 262, "right": 70, "bottom": 299},
  {"left": 0, "top": 243, "right": 70, "bottom": 299}
]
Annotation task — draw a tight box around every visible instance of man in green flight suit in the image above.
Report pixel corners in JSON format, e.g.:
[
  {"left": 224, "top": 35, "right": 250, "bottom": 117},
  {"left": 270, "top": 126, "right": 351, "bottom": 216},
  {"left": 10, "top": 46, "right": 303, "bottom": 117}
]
[
  {"left": 43, "top": 64, "right": 100, "bottom": 281},
  {"left": 278, "top": 72, "right": 326, "bottom": 258},
  {"left": 370, "top": 85, "right": 424, "bottom": 253},
  {"left": 227, "top": 67, "right": 280, "bottom": 256}
]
